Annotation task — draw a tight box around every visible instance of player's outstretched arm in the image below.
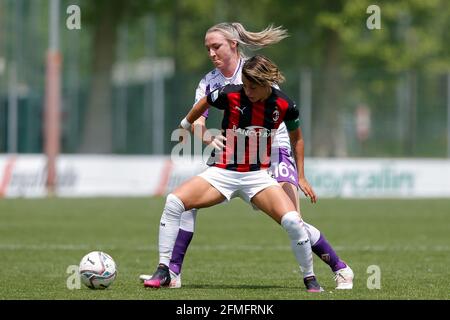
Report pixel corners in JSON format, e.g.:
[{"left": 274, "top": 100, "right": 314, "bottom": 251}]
[{"left": 180, "top": 97, "right": 209, "bottom": 129}]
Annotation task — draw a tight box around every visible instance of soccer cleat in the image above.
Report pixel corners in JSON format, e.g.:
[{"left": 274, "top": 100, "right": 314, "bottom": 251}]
[
  {"left": 334, "top": 265, "right": 354, "bottom": 290},
  {"left": 142, "top": 265, "right": 181, "bottom": 289},
  {"left": 140, "top": 272, "right": 182, "bottom": 288},
  {"left": 143, "top": 264, "right": 171, "bottom": 288},
  {"left": 303, "top": 276, "right": 324, "bottom": 292}
]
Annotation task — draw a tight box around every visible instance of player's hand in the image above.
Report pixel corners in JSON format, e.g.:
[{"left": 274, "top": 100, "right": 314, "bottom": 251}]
[
  {"left": 205, "top": 135, "right": 227, "bottom": 150},
  {"left": 298, "top": 177, "right": 317, "bottom": 204}
]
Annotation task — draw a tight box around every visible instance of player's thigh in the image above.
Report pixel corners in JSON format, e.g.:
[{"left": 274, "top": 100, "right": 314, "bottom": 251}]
[
  {"left": 279, "top": 181, "right": 299, "bottom": 212},
  {"left": 173, "top": 176, "right": 225, "bottom": 210},
  {"left": 251, "top": 186, "right": 297, "bottom": 224}
]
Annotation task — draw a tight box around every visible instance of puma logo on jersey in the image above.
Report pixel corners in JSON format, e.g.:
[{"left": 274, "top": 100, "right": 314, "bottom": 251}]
[{"left": 234, "top": 106, "right": 247, "bottom": 114}]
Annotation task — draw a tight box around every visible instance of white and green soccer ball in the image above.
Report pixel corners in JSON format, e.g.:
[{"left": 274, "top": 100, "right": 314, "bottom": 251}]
[{"left": 79, "top": 251, "right": 117, "bottom": 289}]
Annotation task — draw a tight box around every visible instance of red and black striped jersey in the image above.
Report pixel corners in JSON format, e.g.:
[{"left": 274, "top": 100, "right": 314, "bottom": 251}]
[{"left": 206, "top": 84, "right": 300, "bottom": 172}]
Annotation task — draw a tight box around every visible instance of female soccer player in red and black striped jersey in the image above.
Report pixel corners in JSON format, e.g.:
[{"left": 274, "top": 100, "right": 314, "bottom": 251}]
[
  {"left": 145, "top": 55, "right": 324, "bottom": 291},
  {"left": 142, "top": 23, "right": 352, "bottom": 291}
]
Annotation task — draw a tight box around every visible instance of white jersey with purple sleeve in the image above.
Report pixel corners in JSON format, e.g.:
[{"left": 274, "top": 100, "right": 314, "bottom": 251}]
[
  {"left": 193, "top": 58, "right": 292, "bottom": 151},
  {"left": 193, "top": 58, "right": 244, "bottom": 117}
]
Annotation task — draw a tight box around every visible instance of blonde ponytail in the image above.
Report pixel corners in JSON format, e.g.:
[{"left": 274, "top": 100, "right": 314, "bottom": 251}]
[{"left": 206, "top": 22, "right": 289, "bottom": 57}]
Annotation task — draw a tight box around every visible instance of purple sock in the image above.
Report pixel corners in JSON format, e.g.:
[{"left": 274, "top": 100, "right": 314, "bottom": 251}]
[
  {"left": 169, "top": 229, "right": 193, "bottom": 275},
  {"left": 311, "top": 233, "right": 346, "bottom": 272}
]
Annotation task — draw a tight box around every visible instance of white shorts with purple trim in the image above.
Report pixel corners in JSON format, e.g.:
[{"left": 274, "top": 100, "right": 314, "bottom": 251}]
[{"left": 269, "top": 147, "right": 299, "bottom": 187}]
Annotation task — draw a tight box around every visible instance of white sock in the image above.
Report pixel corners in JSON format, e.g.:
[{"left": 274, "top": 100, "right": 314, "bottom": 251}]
[
  {"left": 159, "top": 194, "right": 185, "bottom": 266},
  {"left": 281, "top": 211, "right": 314, "bottom": 278},
  {"left": 303, "top": 221, "right": 321, "bottom": 245},
  {"left": 179, "top": 208, "right": 197, "bottom": 232}
]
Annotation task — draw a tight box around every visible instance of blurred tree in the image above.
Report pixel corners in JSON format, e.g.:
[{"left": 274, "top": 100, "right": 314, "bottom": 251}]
[
  {"left": 78, "top": 0, "right": 218, "bottom": 153},
  {"left": 54, "top": 0, "right": 450, "bottom": 155},
  {"left": 79, "top": 0, "right": 159, "bottom": 152},
  {"left": 330, "top": 0, "right": 450, "bottom": 156},
  {"left": 253, "top": 0, "right": 347, "bottom": 156},
  {"left": 260, "top": 0, "right": 450, "bottom": 156}
]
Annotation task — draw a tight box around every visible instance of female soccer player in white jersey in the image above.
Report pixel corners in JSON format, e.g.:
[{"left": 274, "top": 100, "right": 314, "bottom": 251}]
[
  {"left": 145, "top": 55, "right": 323, "bottom": 292},
  {"left": 142, "top": 23, "right": 353, "bottom": 290}
]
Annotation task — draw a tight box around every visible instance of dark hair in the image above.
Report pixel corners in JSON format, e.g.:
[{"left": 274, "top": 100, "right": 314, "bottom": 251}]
[{"left": 242, "top": 55, "right": 285, "bottom": 86}]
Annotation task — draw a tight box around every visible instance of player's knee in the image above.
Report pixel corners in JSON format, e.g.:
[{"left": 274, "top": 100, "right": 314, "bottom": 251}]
[
  {"left": 281, "top": 211, "right": 308, "bottom": 241},
  {"left": 163, "top": 193, "right": 186, "bottom": 220}
]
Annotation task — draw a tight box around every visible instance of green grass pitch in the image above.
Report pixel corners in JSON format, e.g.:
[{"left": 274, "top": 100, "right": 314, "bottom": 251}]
[{"left": 1, "top": 197, "right": 449, "bottom": 300}]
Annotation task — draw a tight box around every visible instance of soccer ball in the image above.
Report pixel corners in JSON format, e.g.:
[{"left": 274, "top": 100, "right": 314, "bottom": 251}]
[{"left": 79, "top": 251, "right": 117, "bottom": 289}]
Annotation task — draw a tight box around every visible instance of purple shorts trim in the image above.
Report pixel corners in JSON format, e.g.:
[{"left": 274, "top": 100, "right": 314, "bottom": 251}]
[{"left": 270, "top": 147, "right": 299, "bottom": 187}]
